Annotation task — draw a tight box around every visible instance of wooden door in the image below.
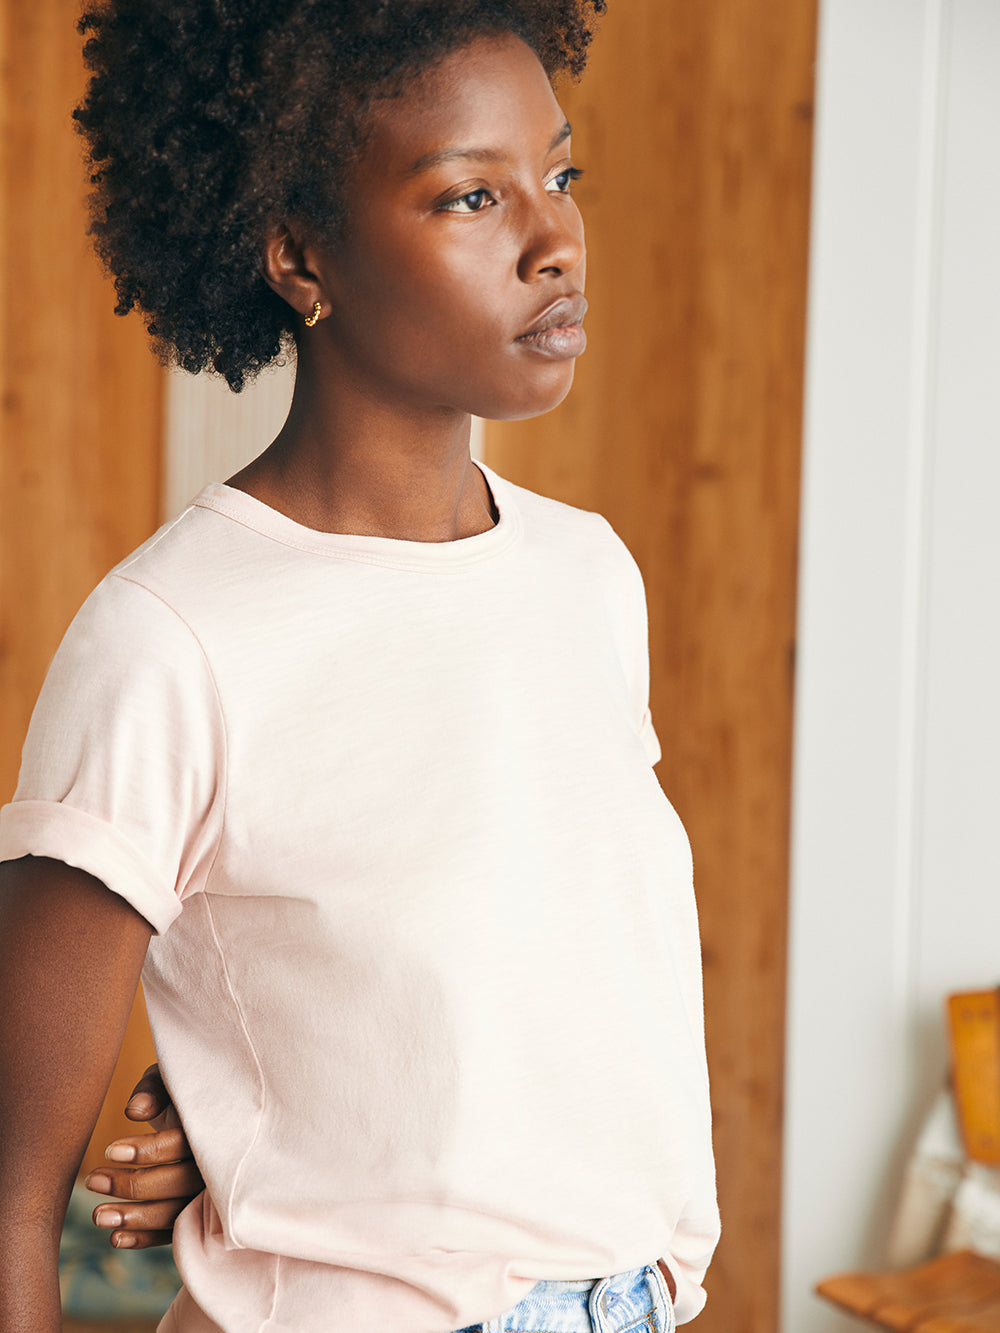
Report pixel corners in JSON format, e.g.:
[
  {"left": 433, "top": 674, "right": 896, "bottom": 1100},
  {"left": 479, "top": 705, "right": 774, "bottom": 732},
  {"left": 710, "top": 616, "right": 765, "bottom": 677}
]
[{"left": 484, "top": 3, "right": 817, "bottom": 1329}]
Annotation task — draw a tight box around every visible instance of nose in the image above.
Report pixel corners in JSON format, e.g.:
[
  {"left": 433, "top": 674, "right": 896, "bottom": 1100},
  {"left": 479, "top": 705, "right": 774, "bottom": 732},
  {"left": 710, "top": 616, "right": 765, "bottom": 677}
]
[{"left": 516, "top": 193, "right": 586, "bottom": 283}]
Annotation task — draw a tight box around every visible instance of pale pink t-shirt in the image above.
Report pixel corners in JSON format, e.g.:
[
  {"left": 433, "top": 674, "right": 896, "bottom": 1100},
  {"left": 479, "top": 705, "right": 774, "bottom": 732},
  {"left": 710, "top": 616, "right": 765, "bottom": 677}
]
[{"left": 0, "top": 467, "right": 718, "bottom": 1332}]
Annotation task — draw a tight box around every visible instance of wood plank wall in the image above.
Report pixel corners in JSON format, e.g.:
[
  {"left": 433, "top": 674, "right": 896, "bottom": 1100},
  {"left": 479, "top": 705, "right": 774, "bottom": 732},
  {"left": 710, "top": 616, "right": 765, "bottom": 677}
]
[
  {"left": 0, "top": 4, "right": 163, "bottom": 1174},
  {"left": 483, "top": 4, "right": 817, "bottom": 1330}
]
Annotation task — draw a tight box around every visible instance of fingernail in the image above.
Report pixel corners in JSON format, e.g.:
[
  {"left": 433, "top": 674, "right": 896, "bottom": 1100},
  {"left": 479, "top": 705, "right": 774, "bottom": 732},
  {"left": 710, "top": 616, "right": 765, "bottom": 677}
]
[
  {"left": 112, "top": 1231, "right": 137, "bottom": 1248},
  {"left": 127, "top": 1093, "right": 155, "bottom": 1115},
  {"left": 95, "top": 1207, "right": 124, "bottom": 1229},
  {"left": 85, "top": 1172, "right": 112, "bottom": 1193},
  {"left": 106, "top": 1143, "right": 137, "bottom": 1162}
]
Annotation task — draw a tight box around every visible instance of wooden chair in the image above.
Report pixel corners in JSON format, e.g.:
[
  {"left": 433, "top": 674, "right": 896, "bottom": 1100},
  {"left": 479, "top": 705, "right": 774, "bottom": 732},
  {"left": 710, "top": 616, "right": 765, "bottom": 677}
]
[{"left": 817, "top": 991, "right": 1000, "bottom": 1331}]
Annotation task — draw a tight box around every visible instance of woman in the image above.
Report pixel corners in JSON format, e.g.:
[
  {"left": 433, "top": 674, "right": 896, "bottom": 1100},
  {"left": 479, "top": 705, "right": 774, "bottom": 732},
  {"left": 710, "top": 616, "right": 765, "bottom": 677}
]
[{"left": 0, "top": 4, "right": 718, "bottom": 1330}]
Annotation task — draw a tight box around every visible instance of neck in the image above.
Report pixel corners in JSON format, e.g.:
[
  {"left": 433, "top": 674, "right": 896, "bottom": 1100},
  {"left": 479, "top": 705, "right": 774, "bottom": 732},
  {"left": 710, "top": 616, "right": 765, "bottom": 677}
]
[{"left": 227, "top": 357, "right": 497, "bottom": 542}]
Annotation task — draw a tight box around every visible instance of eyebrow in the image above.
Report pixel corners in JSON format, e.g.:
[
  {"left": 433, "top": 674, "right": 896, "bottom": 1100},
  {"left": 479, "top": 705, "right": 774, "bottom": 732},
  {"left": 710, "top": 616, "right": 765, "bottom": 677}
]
[{"left": 406, "top": 121, "right": 572, "bottom": 176}]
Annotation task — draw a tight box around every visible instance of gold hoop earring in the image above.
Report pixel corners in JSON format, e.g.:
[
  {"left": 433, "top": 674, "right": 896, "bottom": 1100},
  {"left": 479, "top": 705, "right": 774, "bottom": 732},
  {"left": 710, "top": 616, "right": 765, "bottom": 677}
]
[{"left": 304, "top": 301, "right": 322, "bottom": 327}]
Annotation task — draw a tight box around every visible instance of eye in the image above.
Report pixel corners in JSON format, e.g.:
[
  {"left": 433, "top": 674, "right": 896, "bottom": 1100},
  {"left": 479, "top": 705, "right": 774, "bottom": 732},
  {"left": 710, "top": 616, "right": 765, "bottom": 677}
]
[
  {"left": 546, "top": 166, "right": 584, "bottom": 195},
  {"left": 439, "top": 188, "right": 494, "bottom": 214}
]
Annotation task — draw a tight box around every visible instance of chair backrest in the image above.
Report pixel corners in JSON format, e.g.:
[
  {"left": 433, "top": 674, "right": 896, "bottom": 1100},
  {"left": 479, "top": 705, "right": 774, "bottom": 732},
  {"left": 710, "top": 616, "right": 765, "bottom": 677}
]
[{"left": 948, "top": 989, "right": 1000, "bottom": 1167}]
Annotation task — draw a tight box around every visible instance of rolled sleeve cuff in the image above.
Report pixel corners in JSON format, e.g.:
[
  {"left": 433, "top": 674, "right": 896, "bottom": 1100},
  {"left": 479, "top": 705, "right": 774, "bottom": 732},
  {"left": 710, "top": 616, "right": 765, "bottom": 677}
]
[{"left": 0, "top": 800, "right": 182, "bottom": 935}]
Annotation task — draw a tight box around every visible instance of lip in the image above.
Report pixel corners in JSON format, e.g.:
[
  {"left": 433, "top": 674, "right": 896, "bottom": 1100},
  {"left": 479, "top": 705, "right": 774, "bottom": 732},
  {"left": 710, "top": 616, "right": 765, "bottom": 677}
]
[{"left": 515, "top": 293, "right": 588, "bottom": 359}]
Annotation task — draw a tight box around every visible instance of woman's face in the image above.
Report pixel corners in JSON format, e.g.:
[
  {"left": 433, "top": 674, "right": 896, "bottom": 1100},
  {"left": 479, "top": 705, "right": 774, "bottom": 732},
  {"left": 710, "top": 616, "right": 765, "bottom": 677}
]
[{"left": 312, "top": 32, "right": 587, "bottom": 422}]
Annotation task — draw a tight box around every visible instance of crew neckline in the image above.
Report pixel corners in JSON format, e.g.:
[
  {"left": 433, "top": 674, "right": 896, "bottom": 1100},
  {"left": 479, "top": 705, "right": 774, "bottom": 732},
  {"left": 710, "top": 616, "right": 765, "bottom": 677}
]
[{"left": 190, "top": 463, "right": 520, "bottom": 573}]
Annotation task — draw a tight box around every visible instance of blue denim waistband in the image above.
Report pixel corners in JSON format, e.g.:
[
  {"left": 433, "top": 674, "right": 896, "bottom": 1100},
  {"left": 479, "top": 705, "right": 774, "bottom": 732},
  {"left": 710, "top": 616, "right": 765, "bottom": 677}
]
[{"left": 457, "top": 1263, "right": 675, "bottom": 1333}]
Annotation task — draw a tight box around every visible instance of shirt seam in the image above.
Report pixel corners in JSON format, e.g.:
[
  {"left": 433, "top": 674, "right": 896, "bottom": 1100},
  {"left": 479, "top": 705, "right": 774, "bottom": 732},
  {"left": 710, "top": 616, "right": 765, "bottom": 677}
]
[
  {"left": 114, "top": 509, "right": 190, "bottom": 576},
  {"left": 204, "top": 891, "right": 269, "bottom": 1251},
  {"left": 112, "top": 572, "right": 230, "bottom": 901}
]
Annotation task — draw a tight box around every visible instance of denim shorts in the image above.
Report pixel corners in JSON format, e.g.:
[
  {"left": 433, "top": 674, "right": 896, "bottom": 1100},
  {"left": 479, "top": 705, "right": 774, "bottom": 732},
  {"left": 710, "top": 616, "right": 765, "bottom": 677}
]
[{"left": 455, "top": 1264, "right": 675, "bottom": 1333}]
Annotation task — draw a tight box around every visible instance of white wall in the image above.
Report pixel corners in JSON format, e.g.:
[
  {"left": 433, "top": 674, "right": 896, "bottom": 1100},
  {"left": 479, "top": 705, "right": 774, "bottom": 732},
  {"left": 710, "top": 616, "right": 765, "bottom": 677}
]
[
  {"left": 163, "top": 360, "right": 295, "bottom": 517},
  {"left": 783, "top": 1, "right": 1000, "bottom": 1329}
]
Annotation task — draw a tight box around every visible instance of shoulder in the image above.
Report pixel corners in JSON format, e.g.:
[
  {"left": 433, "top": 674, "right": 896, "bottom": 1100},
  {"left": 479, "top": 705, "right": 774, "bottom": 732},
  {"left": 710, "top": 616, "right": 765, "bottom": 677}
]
[
  {"left": 39, "top": 569, "right": 220, "bottom": 742},
  {"left": 485, "top": 466, "right": 646, "bottom": 593},
  {"left": 111, "top": 489, "right": 256, "bottom": 607},
  {"left": 485, "top": 466, "right": 636, "bottom": 557},
  {"left": 45, "top": 498, "right": 241, "bottom": 708},
  {"left": 62, "top": 486, "right": 275, "bottom": 661}
]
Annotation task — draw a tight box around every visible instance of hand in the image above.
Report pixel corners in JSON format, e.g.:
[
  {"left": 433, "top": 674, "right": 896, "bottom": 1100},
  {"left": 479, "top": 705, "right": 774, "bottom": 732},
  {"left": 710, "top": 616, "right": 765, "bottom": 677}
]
[{"left": 84, "top": 1063, "right": 204, "bottom": 1249}]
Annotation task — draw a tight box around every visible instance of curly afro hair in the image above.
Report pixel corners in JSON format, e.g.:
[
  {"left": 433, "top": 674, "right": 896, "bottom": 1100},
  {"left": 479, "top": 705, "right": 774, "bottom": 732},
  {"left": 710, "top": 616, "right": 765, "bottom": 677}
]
[{"left": 74, "top": 0, "right": 605, "bottom": 391}]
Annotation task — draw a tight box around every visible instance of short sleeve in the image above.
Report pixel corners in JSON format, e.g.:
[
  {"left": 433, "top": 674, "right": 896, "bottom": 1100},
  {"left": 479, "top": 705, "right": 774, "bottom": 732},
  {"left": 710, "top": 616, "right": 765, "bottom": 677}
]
[{"left": 0, "top": 574, "right": 226, "bottom": 933}]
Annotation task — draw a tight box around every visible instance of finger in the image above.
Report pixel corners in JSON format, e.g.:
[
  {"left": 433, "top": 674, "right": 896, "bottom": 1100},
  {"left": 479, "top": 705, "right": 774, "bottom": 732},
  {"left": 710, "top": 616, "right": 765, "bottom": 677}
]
[
  {"left": 124, "top": 1062, "right": 169, "bottom": 1122},
  {"left": 105, "top": 1126, "right": 191, "bottom": 1166},
  {"left": 109, "top": 1227, "right": 174, "bottom": 1250},
  {"left": 84, "top": 1159, "right": 204, "bottom": 1202},
  {"left": 94, "top": 1197, "right": 188, "bottom": 1233}
]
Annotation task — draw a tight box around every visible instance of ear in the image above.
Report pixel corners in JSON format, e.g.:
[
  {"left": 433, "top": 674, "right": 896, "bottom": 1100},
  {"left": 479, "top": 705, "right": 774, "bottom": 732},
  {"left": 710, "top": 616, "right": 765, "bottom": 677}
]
[{"left": 261, "top": 223, "right": 335, "bottom": 325}]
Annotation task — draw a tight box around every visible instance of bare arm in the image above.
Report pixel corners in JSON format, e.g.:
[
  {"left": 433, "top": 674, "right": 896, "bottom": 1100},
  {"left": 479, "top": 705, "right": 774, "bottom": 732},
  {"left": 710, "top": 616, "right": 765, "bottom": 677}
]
[{"left": 0, "top": 856, "right": 152, "bottom": 1333}]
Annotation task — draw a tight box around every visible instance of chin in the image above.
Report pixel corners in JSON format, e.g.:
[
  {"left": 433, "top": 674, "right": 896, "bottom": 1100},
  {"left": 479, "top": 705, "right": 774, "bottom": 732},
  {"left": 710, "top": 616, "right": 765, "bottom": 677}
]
[{"left": 476, "top": 364, "right": 577, "bottom": 423}]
